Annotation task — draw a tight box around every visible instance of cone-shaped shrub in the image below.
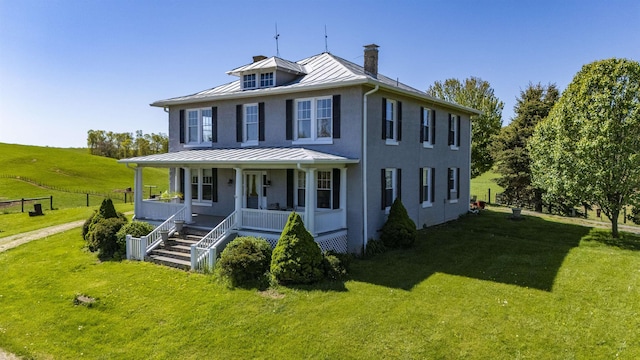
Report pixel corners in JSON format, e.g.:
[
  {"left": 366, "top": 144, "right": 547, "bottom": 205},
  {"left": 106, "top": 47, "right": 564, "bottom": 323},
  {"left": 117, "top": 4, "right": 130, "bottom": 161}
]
[
  {"left": 270, "top": 212, "right": 324, "bottom": 284},
  {"left": 380, "top": 198, "right": 417, "bottom": 248}
]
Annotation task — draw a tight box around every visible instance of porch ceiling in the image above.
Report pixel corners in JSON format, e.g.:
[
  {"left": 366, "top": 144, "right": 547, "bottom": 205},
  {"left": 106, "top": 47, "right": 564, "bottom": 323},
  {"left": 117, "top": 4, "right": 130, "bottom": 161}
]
[{"left": 118, "top": 147, "right": 359, "bottom": 168}]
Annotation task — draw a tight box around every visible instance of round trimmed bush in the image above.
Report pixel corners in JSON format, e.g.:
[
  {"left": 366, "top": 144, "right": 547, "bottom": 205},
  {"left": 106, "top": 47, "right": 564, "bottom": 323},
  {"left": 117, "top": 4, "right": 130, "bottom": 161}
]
[
  {"left": 270, "top": 213, "right": 324, "bottom": 284},
  {"left": 115, "top": 221, "right": 155, "bottom": 259},
  {"left": 217, "top": 236, "right": 272, "bottom": 288},
  {"left": 380, "top": 198, "right": 417, "bottom": 248},
  {"left": 322, "top": 250, "right": 351, "bottom": 280},
  {"left": 88, "top": 217, "right": 127, "bottom": 260}
]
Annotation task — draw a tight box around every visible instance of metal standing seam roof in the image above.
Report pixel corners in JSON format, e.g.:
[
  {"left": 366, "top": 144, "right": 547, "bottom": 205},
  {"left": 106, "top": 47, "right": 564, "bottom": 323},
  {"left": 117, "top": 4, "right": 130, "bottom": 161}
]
[
  {"left": 150, "top": 52, "right": 481, "bottom": 116},
  {"left": 117, "top": 147, "right": 360, "bottom": 166},
  {"left": 226, "top": 56, "right": 307, "bottom": 76}
]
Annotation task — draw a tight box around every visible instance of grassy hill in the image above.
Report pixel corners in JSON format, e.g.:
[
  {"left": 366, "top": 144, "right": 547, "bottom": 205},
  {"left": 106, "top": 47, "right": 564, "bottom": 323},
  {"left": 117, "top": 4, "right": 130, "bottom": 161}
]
[
  {"left": 0, "top": 143, "right": 168, "bottom": 210},
  {"left": 470, "top": 170, "right": 504, "bottom": 203}
]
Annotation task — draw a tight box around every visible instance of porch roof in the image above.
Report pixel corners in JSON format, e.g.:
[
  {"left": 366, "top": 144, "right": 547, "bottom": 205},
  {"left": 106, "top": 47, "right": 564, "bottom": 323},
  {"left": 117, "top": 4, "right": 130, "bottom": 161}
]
[{"left": 118, "top": 147, "right": 359, "bottom": 168}]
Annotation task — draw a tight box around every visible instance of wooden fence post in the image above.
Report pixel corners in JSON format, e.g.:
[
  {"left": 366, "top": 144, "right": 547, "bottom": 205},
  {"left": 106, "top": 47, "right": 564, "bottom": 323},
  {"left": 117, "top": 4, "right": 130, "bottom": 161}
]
[
  {"left": 86, "top": 193, "right": 89, "bottom": 207},
  {"left": 50, "top": 195, "right": 53, "bottom": 210},
  {"left": 21, "top": 198, "right": 25, "bottom": 213}
]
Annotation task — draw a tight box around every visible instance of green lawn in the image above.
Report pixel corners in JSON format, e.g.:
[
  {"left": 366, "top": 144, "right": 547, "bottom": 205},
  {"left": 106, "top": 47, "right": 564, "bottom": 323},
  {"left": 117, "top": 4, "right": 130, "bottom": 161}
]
[
  {"left": 1, "top": 210, "right": 639, "bottom": 359},
  {"left": 470, "top": 170, "right": 504, "bottom": 203}
]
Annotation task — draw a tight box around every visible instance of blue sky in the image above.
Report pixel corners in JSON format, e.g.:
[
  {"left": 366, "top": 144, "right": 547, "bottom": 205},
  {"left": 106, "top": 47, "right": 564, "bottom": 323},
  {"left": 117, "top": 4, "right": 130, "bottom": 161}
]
[{"left": 1, "top": 0, "right": 638, "bottom": 148}]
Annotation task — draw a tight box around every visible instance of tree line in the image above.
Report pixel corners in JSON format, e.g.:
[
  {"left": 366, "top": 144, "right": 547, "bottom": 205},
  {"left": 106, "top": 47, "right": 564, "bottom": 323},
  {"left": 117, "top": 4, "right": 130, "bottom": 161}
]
[
  {"left": 87, "top": 129, "right": 168, "bottom": 159},
  {"left": 428, "top": 58, "right": 640, "bottom": 237}
]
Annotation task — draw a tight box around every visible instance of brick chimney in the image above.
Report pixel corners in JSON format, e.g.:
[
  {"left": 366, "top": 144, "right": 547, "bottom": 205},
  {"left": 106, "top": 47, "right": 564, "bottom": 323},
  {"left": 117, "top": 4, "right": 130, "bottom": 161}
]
[
  {"left": 363, "top": 44, "right": 379, "bottom": 77},
  {"left": 253, "top": 55, "right": 267, "bottom": 63}
]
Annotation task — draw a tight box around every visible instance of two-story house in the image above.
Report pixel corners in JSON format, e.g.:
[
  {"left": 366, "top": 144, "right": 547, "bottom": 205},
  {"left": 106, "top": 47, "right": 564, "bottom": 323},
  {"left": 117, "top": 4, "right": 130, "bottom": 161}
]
[{"left": 120, "top": 44, "right": 480, "bottom": 270}]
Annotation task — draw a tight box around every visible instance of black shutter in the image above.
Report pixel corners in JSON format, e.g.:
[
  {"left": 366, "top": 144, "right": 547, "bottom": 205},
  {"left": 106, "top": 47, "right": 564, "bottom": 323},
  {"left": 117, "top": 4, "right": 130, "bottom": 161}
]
[
  {"left": 236, "top": 105, "right": 243, "bottom": 143},
  {"left": 381, "top": 169, "right": 386, "bottom": 210},
  {"left": 179, "top": 168, "right": 185, "bottom": 196},
  {"left": 258, "top": 102, "right": 265, "bottom": 141},
  {"left": 457, "top": 116, "right": 461, "bottom": 147},
  {"left": 179, "top": 109, "right": 185, "bottom": 144},
  {"left": 432, "top": 109, "right": 436, "bottom": 144},
  {"left": 381, "top": 98, "right": 386, "bottom": 140},
  {"left": 332, "top": 168, "right": 340, "bottom": 209},
  {"left": 397, "top": 168, "right": 402, "bottom": 200},
  {"left": 333, "top": 95, "right": 341, "bottom": 139},
  {"left": 447, "top": 168, "right": 452, "bottom": 200},
  {"left": 456, "top": 168, "right": 460, "bottom": 199},
  {"left": 212, "top": 168, "right": 218, "bottom": 202},
  {"left": 448, "top": 114, "right": 453, "bottom": 145},
  {"left": 397, "top": 101, "right": 402, "bottom": 141},
  {"left": 419, "top": 168, "right": 423, "bottom": 203},
  {"left": 286, "top": 169, "right": 294, "bottom": 209},
  {"left": 431, "top": 168, "right": 435, "bottom": 203},
  {"left": 420, "top": 107, "right": 424, "bottom": 143},
  {"left": 211, "top": 107, "right": 218, "bottom": 143},
  {"left": 286, "top": 99, "right": 293, "bottom": 140}
]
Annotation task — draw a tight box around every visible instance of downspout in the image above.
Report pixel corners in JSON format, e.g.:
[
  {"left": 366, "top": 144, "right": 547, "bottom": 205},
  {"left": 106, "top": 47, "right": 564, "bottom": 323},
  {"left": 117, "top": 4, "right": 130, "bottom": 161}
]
[
  {"left": 362, "top": 85, "right": 379, "bottom": 254},
  {"left": 468, "top": 116, "right": 473, "bottom": 206}
]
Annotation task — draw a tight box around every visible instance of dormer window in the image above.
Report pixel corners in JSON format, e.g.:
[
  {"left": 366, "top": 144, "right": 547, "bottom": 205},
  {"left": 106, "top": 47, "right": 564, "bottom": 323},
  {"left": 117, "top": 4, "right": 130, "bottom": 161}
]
[
  {"left": 260, "top": 72, "right": 274, "bottom": 87},
  {"left": 243, "top": 74, "right": 256, "bottom": 89}
]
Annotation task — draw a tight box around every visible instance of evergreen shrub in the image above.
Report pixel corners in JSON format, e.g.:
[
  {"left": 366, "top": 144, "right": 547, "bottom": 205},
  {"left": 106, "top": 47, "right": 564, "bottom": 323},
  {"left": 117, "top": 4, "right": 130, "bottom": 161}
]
[
  {"left": 270, "top": 213, "right": 324, "bottom": 284},
  {"left": 115, "top": 221, "right": 155, "bottom": 259},
  {"left": 380, "top": 198, "right": 417, "bottom": 248}
]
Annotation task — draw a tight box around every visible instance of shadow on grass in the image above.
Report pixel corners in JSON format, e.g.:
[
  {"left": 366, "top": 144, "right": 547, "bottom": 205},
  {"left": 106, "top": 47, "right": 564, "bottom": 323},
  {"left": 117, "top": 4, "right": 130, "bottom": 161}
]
[
  {"left": 580, "top": 228, "right": 640, "bottom": 251},
  {"left": 349, "top": 210, "right": 592, "bottom": 292}
]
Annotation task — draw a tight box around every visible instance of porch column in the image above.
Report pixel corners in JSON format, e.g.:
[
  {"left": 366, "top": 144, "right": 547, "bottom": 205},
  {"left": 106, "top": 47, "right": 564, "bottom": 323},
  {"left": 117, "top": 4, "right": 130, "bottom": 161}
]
[
  {"left": 306, "top": 168, "right": 316, "bottom": 236},
  {"left": 341, "top": 167, "right": 348, "bottom": 228},
  {"left": 173, "top": 167, "right": 180, "bottom": 193},
  {"left": 134, "top": 166, "right": 143, "bottom": 219},
  {"left": 234, "top": 167, "right": 243, "bottom": 228},
  {"left": 183, "top": 167, "right": 193, "bottom": 223}
]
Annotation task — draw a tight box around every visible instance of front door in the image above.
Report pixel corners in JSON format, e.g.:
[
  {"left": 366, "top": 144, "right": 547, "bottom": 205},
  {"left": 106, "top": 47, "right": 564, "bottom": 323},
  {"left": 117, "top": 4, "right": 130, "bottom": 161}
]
[{"left": 244, "top": 171, "right": 263, "bottom": 209}]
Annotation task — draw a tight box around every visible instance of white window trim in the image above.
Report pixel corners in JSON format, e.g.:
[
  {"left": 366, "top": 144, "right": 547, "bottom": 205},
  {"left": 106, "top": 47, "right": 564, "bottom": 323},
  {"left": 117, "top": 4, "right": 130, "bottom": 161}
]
[
  {"left": 191, "top": 168, "right": 213, "bottom": 206},
  {"left": 421, "top": 167, "right": 433, "bottom": 208},
  {"left": 385, "top": 99, "right": 399, "bottom": 146},
  {"left": 242, "top": 73, "right": 257, "bottom": 90},
  {"left": 295, "top": 170, "right": 334, "bottom": 210},
  {"left": 450, "top": 114, "right": 459, "bottom": 150},
  {"left": 295, "top": 170, "right": 306, "bottom": 210},
  {"left": 242, "top": 103, "right": 259, "bottom": 147},
  {"left": 384, "top": 168, "right": 397, "bottom": 214},
  {"left": 423, "top": 107, "right": 433, "bottom": 149},
  {"left": 185, "top": 108, "right": 213, "bottom": 147},
  {"left": 448, "top": 167, "right": 458, "bottom": 203},
  {"left": 292, "top": 96, "right": 334, "bottom": 145},
  {"left": 259, "top": 72, "right": 275, "bottom": 88},
  {"left": 316, "top": 170, "right": 333, "bottom": 209}
]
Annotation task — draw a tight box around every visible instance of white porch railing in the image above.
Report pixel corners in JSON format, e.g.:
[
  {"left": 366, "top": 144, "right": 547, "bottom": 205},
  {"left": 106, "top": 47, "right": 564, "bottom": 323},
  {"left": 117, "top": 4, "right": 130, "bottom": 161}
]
[
  {"left": 191, "top": 211, "right": 238, "bottom": 271},
  {"left": 138, "top": 200, "right": 184, "bottom": 221},
  {"left": 241, "top": 208, "right": 306, "bottom": 232},
  {"left": 126, "top": 206, "right": 187, "bottom": 261},
  {"left": 315, "top": 209, "right": 345, "bottom": 233}
]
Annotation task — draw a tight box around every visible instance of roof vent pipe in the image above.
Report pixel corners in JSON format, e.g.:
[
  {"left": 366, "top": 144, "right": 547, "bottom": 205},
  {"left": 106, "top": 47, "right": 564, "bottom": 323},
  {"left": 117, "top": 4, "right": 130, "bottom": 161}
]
[{"left": 363, "top": 44, "right": 379, "bottom": 78}]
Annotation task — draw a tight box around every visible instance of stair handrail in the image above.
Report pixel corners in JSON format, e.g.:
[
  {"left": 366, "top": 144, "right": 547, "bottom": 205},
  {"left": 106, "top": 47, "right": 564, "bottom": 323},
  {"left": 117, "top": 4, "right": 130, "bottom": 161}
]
[
  {"left": 144, "top": 206, "right": 187, "bottom": 254},
  {"left": 191, "top": 211, "right": 237, "bottom": 270}
]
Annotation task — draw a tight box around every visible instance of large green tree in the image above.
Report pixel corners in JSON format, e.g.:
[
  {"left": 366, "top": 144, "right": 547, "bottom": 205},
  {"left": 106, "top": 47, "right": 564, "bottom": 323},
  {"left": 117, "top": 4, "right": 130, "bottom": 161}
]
[
  {"left": 492, "top": 83, "right": 559, "bottom": 211},
  {"left": 427, "top": 77, "right": 503, "bottom": 177},
  {"left": 530, "top": 58, "right": 640, "bottom": 237}
]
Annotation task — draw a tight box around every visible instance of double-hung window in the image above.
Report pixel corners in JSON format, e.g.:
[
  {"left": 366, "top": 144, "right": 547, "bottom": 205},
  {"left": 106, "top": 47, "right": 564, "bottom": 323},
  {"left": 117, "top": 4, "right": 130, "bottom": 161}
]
[
  {"left": 186, "top": 108, "right": 213, "bottom": 145},
  {"left": 297, "top": 170, "right": 306, "bottom": 208},
  {"left": 385, "top": 99, "right": 397, "bottom": 144},
  {"left": 448, "top": 167, "right": 459, "bottom": 202},
  {"left": 382, "top": 168, "right": 400, "bottom": 213},
  {"left": 244, "top": 104, "right": 259, "bottom": 145},
  {"left": 294, "top": 97, "right": 332, "bottom": 143},
  {"left": 449, "top": 114, "right": 460, "bottom": 149},
  {"left": 243, "top": 74, "right": 256, "bottom": 89},
  {"left": 422, "top": 107, "right": 435, "bottom": 148},
  {"left": 420, "top": 167, "right": 434, "bottom": 207},
  {"left": 191, "top": 168, "right": 217, "bottom": 204},
  {"left": 316, "top": 170, "right": 332, "bottom": 209}
]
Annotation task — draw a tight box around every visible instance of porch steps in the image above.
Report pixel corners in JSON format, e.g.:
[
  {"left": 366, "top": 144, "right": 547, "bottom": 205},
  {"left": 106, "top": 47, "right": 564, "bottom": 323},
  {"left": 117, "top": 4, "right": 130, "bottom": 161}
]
[{"left": 147, "top": 232, "right": 205, "bottom": 270}]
